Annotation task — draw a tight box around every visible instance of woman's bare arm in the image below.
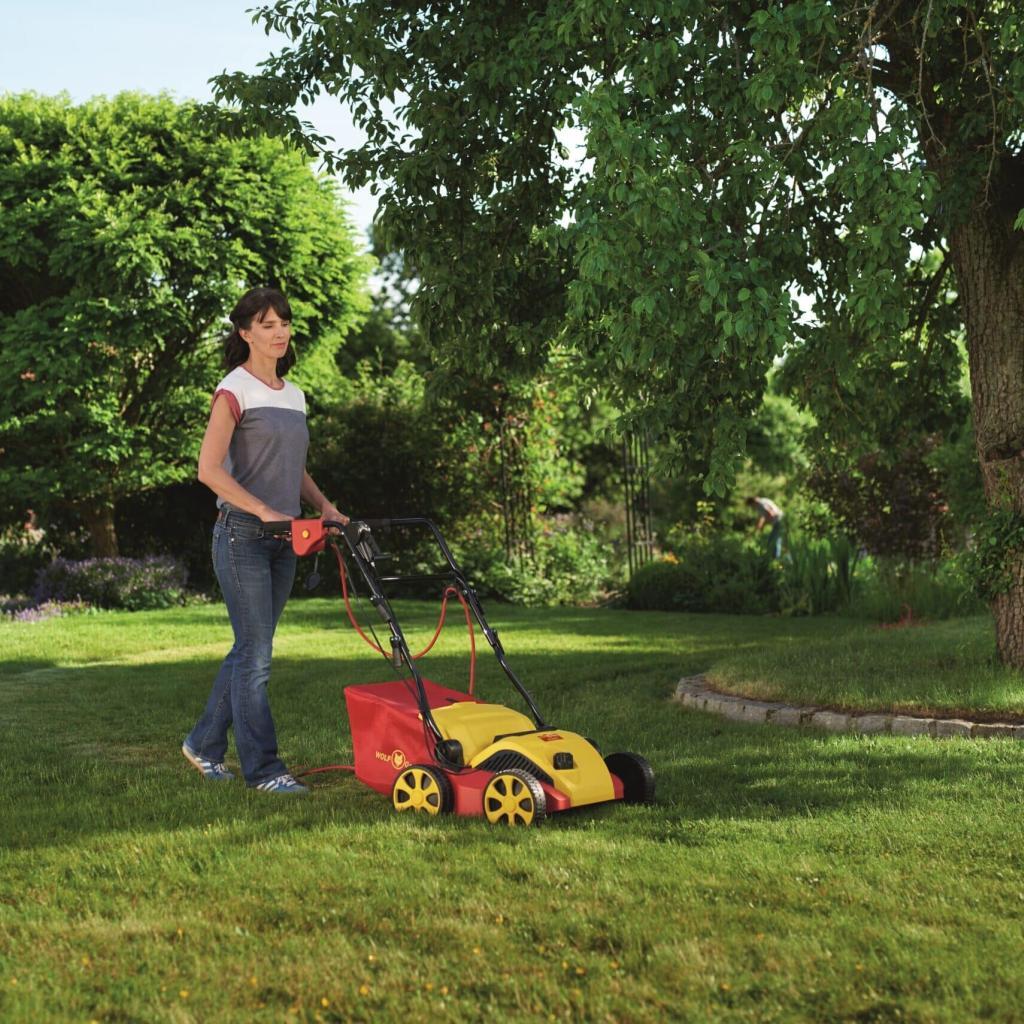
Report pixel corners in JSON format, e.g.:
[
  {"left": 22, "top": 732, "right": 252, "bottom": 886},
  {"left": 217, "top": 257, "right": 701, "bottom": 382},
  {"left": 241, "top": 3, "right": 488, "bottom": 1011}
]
[{"left": 301, "top": 471, "right": 349, "bottom": 525}]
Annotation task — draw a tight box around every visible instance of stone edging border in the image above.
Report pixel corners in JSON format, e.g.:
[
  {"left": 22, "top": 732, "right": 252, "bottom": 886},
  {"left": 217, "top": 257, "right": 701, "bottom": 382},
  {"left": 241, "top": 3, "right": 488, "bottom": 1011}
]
[{"left": 673, "top": 675, "right": 1024, "bottom": 739}]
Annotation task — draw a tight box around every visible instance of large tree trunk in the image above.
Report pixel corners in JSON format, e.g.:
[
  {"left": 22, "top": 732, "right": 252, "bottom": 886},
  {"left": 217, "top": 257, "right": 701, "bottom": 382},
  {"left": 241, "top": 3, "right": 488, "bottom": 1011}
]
[
  {"left": 947, "top": 197, "right": 1024, "bottom": 665},
  {"left": 80, "top": 500, "right": 120, "bottom": 558}
]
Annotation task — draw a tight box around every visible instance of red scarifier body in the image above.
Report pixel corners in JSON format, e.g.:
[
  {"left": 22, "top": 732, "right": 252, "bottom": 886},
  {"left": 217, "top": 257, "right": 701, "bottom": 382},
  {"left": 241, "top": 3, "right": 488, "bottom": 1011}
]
[
  {"left": 345, "top": 679, "right": 474, "bottom": 793},
  {"left": 344, "top": 679, "right": 617, "bottom": 817}
]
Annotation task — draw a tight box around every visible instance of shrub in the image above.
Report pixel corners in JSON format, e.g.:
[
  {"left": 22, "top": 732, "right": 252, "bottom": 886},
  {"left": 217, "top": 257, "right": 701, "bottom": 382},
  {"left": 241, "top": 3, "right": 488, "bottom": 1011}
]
[
  {"left": 0, "top": 532, "right": 56, "bottom": 596},
  {"left": 308, "top": 361, "right": 483, "bottom": 525},
  {"left": 115, "top": 482, "right": 218, "bottom": 594},
  {"left": 806, "top": 440, "right": 955, "bottom": 560},
  {"left": 34, "top": 556, "right": 188, "bottom": 610},
  {"left": 847, "top": 557, "right": 983, "bottom": 622},
  {"left": 626, "top": 535, "right": 779, "bottom": 614},
  {"left": 459, "top": 527, "right": 613, "bottom": 607}
]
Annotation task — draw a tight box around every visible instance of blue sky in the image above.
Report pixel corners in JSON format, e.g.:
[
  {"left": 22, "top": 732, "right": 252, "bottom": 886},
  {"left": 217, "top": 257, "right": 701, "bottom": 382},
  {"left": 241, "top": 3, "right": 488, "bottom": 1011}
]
[{"left": 2, "top": 0, "right": 377, "bottom": 239}]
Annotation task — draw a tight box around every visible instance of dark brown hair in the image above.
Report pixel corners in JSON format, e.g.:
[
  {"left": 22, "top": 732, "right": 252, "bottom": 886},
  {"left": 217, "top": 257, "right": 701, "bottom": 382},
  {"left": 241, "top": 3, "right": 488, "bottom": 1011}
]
[{"left": 223, "top": 287, "right": 296, "bottom": 375}]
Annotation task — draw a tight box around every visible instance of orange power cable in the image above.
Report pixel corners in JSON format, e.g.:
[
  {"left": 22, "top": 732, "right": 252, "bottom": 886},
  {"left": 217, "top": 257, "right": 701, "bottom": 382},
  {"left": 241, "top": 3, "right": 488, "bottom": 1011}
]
[{"left": 331, "top": 542, "right": 477, "bottom": 695}]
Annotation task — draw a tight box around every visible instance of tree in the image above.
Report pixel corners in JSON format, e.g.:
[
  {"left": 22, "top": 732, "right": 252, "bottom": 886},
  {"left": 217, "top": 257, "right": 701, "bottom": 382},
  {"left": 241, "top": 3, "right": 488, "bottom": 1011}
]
[
  {"left": 0, "top": 92, "right": 370, "bottom": 556},
  {"left": 337, "top": 233, "right": 428, "bottom": 377},
  {"left": 214, "top": 4, "right": 1024, "bottom": 661},
  {"left": 780, "top": 248, "right": 969, "bottom": 559}
]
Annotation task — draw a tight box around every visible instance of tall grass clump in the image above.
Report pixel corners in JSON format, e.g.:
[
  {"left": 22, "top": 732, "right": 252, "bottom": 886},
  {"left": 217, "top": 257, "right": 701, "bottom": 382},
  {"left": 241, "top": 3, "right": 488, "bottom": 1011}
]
[{"left": 778, "top": 533, "right": 859, "bottom": 615}]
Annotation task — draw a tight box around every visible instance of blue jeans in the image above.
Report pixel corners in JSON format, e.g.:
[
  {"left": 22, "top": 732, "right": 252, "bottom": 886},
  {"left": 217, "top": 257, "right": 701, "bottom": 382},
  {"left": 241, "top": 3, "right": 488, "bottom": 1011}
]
[{"left": 186, "top": 509, "right": 297, "bottom": 785}]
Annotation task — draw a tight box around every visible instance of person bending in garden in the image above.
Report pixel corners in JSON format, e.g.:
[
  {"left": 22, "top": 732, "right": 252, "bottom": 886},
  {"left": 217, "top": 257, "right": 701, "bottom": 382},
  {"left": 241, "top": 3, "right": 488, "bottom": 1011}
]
[
  {"left": 182, "top": 286, "right": 348, "bottom": 795},
  {"left": 746, "top": 496, "right": 785, "bottom": 560}
]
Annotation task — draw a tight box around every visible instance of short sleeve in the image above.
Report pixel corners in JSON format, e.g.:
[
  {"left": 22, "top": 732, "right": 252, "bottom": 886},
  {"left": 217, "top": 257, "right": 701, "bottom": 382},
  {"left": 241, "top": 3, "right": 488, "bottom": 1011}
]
[{"left": 211, "top": 388, "right": 242, "bottom": 424}]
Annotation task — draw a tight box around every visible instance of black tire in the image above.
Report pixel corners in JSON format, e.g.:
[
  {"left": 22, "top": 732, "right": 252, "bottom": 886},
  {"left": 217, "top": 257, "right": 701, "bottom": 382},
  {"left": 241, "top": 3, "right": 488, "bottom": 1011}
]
[
  {"left": 482, "top": 768, "right": 547, "bottom": 826},
  {"left": 391, "top": 763, "right": 453, "bottom": 815},
  {"left": 604, "top": 752, "right": 655, "bottom": 805}
]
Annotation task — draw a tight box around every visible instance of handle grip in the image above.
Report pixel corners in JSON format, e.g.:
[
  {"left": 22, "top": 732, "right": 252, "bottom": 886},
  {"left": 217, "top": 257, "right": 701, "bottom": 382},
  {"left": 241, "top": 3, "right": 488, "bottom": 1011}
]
[{"left": 261, "top": 520, "right": 294, "bottom": 536}]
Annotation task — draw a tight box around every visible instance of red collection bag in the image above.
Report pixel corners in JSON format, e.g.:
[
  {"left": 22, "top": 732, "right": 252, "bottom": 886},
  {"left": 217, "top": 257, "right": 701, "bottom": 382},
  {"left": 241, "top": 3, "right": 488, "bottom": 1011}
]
[{"left": 344, "top": 679, "right": 478, "bottom": 795}]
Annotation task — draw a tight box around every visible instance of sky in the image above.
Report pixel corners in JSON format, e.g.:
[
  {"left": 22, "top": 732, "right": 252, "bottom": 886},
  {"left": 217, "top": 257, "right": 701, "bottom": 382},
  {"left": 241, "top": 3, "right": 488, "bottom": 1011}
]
[{"left": 2, "top": 0, "right": 378, "bottom": 241}]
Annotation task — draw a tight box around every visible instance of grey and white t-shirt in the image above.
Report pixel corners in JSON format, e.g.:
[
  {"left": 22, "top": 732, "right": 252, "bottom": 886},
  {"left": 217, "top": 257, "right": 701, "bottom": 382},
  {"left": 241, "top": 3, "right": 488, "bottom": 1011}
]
[{"left": 212, "top": 366, "right": 309, "bottom": 517}]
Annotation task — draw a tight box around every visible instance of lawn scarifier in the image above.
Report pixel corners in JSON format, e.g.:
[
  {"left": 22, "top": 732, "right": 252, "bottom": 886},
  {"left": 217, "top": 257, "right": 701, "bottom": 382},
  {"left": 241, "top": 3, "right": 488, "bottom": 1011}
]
[{"left": 272, "top": 516, "right": 655, "bottom": 826}]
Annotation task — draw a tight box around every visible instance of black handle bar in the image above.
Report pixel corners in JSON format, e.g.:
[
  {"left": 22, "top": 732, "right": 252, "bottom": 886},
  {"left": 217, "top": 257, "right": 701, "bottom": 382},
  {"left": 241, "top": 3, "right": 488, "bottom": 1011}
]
[
  {"left": 260, "top": 520, "right": 295, "bottom": 535},
  {"left": 311, "top": 516, "right": 549, "bottom": 735}
]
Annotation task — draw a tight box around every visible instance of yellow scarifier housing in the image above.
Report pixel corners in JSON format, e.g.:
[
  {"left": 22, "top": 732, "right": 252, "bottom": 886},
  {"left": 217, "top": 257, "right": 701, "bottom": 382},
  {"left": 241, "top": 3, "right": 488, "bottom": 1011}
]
[{"left": 429, "top": 702, "right": 615, "bottom": 808}]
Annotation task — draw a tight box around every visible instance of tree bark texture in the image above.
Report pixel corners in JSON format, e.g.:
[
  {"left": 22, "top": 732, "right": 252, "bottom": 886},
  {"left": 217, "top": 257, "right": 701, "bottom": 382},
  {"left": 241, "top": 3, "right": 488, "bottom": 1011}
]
[
  {"left": 948, "top": 201, "right": 1024, "bottom": 665},
  {"left": 80, "top": 500, "right": 120, "bottom": 558}
]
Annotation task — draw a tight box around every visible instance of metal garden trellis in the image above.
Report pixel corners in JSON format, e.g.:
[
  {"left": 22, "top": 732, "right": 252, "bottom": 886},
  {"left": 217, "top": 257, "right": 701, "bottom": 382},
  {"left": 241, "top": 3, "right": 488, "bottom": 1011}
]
[{"left": 622, "top": 432, "right": 655, "bottom": 577}]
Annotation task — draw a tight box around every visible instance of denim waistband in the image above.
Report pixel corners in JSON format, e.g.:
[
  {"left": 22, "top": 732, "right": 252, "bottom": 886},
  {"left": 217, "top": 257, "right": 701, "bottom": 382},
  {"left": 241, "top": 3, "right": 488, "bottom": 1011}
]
[{"left": 216, "top": 505, "right": 263, "bottom": 526}]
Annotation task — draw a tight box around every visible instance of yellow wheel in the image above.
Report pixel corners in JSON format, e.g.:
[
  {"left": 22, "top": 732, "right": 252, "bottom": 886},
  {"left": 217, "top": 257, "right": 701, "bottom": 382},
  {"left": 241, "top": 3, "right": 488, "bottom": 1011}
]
[
  {"left": 482, "top": 769, "right": 546, "bottom": 826},
  {"left": 391, "top": 764, "right": 452, "bottom": 816}
]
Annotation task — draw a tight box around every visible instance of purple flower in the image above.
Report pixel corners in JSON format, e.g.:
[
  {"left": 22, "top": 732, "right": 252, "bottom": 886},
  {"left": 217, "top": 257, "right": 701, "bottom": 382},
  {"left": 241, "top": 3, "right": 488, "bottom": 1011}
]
[{"left": 5, "top": 598, "right": 90, "bottom": 623}]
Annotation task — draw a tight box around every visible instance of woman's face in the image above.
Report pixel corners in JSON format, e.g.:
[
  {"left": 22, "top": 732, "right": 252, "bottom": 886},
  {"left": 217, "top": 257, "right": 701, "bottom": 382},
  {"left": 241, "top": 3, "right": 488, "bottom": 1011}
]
[{"left": 240, "top": 307, "right": 291, "bottom": 362}]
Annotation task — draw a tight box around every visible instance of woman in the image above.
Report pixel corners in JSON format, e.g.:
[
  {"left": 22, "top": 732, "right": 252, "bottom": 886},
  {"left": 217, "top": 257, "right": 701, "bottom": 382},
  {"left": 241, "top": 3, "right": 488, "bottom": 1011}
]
[{"left": 182, "top": 286, "right": 348, "bottom": 795}]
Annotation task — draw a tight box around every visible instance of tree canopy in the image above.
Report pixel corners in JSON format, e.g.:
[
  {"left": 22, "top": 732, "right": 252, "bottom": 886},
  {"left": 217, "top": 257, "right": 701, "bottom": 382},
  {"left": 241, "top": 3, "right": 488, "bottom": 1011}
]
[
  {"left": 0, "top": 91, "right": 370, "bottom": 554},
  {"left": 215, "top": 0, "right": 1024, "bottom": 660},
  {"left": 216, "top": 1, "right": 1019, "bottom": 480}
]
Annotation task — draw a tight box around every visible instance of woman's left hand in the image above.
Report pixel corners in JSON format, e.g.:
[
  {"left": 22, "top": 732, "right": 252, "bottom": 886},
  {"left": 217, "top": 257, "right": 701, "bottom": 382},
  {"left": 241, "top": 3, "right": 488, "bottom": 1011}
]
[{"left": 320, "top": 502, "right": 350, "bottom": 528}]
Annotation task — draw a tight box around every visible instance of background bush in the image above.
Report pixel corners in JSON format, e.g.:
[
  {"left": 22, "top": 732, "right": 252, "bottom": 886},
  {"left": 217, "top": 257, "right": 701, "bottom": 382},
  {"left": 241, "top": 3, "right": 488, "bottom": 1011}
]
[
  {"left": 846, "top": 557, "right": 983, "bottom": 622},
  {"left": 0, "top": 532, "right": 56, "bottom": 596},
  {"left": 115, "top": 482, "right": 218, "bottom": 593},
  {"left": 459, "top": 525, "right": 613, "bottom": 607},
  {"left": 34, "top": 556, "right": 188, "bottom": 611},
  {"left": 626, "top": 536, "right": 780, "bottom": 614}
]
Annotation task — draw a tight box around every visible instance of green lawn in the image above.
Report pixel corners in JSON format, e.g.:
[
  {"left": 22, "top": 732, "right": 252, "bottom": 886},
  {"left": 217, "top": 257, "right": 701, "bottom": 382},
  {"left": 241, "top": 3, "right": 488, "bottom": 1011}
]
[
  {"left": 709, "top": 613, "right": 1024, "bottom": 720},
  {"left": 2, "top": 602, "right": 1024, "bottom": 1022}
]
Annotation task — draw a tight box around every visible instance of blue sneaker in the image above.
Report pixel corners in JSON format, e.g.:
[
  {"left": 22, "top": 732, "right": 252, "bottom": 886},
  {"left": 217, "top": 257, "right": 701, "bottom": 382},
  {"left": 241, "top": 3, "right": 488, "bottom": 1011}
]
[
  {"left": 253, "top": 773, "right": 309, "bottom": 795},
  {"left": 181, "top": 742, "right": 235, "bottom": 781}
]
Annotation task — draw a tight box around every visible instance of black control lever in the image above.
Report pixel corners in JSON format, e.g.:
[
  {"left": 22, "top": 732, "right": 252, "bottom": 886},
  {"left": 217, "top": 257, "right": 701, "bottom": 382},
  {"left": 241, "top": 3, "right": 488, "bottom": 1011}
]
[{"left": 304, "top": 551, "right": 321, "bottom": 591}]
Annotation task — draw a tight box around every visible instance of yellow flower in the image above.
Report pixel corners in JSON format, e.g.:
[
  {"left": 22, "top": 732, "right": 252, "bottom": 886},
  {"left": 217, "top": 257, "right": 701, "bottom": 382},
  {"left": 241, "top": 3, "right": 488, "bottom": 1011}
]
[
  {"left": 358, "top": 984, "right": 370, "bottom": 997},
  {"left": 179, "top": 990, "right": 189, "bottom": 999},
  {"left": 249, "top": 976, "right": 258, "bottom": 988},
  {"left": 321, "top": 997, "right": 330, "bottom": 1007},
  {"left": 440, "top": 985, "right": 449, "bottom": 996}
]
